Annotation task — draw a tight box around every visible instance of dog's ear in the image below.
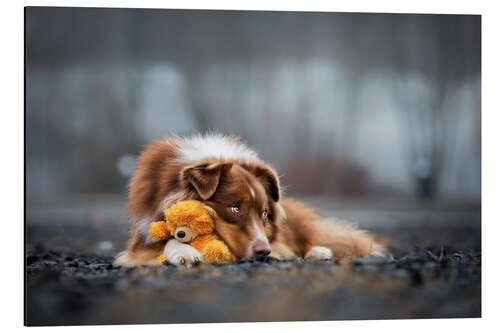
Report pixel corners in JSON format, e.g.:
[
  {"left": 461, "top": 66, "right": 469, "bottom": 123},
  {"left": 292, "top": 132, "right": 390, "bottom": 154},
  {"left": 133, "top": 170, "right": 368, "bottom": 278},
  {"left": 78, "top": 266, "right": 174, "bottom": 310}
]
[
  {"left": 246, "top": 164, "right": 281, "bottom": 202},
  {"left": 181, "top": 162, "right": 233, "bottom": 200}
]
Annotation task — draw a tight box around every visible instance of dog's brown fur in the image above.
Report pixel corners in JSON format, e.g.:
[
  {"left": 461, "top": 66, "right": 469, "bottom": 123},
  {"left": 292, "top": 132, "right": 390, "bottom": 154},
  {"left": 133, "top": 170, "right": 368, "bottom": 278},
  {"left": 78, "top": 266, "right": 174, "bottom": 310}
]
[{"left": 114, "top": 135, "right": 384, "bottom": 267}]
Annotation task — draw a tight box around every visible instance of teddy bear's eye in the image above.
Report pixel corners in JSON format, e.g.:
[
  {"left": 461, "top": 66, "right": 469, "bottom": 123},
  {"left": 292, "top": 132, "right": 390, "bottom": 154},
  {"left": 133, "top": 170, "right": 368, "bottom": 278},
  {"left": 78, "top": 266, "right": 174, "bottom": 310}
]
[
  {"left": 230, "top": 206, "right": 241, "bottom": 214},
  {"left": 262, "top": 210, "right": 268, "bottom": 219}
]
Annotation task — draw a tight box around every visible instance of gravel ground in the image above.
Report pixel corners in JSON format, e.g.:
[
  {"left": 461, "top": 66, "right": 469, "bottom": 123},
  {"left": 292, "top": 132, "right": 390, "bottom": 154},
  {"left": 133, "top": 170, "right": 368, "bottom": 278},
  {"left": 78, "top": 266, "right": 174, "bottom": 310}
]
[{"left": 25, "top": 197, "right": 481, "bottom": 326}]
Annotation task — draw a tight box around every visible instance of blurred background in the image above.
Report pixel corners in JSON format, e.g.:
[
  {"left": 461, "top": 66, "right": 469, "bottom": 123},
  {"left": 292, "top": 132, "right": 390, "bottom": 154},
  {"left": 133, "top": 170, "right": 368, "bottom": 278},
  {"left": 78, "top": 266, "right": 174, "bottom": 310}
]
[
  {"left": 25, "top": 7, "right": 481, "bottom": 325},
  {"left": 26, "top": 7, "right": 480, "bottom": 253}
]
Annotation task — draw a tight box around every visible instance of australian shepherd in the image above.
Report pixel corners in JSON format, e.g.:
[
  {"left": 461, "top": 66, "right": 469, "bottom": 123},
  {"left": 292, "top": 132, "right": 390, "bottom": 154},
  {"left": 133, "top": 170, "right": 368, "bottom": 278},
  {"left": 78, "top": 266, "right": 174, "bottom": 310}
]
[{"left": 114, "top": 133, "right": 386, "bottom": 267}]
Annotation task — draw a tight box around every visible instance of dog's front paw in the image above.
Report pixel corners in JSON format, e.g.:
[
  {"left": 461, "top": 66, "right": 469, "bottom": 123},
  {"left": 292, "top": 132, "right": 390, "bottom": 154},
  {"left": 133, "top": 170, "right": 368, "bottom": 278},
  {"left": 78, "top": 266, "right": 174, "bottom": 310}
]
[
  {"left": 305, "top": 246, "right": 333, "bottom": 260},
  {"left": 164, "top": 239, "right": 203, "bottom": 267},
  {"left": 371, "top": 245, "right": 394, "bottom": 261}
]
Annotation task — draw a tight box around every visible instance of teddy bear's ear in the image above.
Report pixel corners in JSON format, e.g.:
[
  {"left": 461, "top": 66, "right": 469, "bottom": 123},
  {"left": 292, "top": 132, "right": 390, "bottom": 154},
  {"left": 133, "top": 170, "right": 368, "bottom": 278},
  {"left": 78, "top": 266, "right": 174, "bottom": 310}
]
[
  {"left": 181, "top": 162, "right": 233, "bottom": 200},
  {"left": 203, "top": 205, "right": 218, "bottom": 220}
]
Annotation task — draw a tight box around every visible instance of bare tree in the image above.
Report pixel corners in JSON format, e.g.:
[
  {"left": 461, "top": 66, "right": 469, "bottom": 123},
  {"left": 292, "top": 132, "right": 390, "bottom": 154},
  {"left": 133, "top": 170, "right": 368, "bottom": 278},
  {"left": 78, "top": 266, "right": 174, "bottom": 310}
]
[{"left": 392, "top": 15, "right": 480, "bottom": 198}]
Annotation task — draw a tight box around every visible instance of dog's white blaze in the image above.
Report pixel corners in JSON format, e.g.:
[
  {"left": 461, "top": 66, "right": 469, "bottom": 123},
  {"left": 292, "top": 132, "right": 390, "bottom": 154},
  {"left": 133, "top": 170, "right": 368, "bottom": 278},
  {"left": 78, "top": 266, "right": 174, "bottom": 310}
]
[
  {"left": 176, "top": 133, "right": 259, "bottom": 162},
  {"left": 247, "top": 221, "right": 270, "bottom": 257},
  {"left": 255, "top": 233, "right": 268, "bottom": 243},
  {"left": 245, "top": 220, "right": 270, "bottom": 257},
  {"left": 252, "top": 220, "right": 268, "bottom": 242},
  {"left": 248, "top": 184, "right": 256, "bottom": 200}
]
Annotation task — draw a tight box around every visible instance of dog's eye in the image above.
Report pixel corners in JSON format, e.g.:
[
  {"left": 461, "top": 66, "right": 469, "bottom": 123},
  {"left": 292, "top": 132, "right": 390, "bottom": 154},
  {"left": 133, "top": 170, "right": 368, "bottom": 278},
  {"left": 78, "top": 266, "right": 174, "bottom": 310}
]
[
  {"left": 230, "top": 206, "right": 241, "bottom": 214},
  {"left": 262, "top": 210, "right": 268, "bottom": 219}
]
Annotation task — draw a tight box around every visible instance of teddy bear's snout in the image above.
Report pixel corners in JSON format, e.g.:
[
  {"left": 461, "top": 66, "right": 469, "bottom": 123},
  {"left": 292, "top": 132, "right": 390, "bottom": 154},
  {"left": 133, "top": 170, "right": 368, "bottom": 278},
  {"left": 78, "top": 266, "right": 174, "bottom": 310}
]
[{"left": 173, "top": 226, "right": 199, "bottom": 243}]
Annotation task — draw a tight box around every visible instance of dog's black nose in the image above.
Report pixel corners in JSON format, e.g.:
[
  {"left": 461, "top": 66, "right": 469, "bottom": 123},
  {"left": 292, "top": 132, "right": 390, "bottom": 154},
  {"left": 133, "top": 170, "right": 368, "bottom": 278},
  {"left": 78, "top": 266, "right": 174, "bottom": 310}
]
[{"left": 177, "top": 231, "right": 186, "bottom": 238}]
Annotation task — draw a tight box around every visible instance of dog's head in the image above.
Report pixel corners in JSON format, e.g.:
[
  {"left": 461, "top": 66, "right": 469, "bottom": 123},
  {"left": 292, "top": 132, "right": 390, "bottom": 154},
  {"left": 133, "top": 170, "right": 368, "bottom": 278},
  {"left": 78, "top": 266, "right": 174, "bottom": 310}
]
[{"left": 181, "top": 159, "right": 283, "bottom": 259}]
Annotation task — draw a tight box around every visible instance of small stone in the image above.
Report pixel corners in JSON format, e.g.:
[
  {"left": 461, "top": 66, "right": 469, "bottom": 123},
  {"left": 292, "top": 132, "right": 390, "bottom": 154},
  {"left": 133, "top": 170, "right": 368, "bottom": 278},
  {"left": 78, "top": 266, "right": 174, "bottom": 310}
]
[{"left": 27, "top": 256, "right": 39, "bottom": 266}]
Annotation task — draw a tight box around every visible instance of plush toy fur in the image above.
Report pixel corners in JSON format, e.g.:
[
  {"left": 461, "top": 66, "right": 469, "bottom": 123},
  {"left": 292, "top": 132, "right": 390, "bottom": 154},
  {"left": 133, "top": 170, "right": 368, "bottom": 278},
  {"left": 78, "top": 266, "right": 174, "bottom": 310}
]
[{"left": 149, "top": 200, "right": 236, "bottom": 264}]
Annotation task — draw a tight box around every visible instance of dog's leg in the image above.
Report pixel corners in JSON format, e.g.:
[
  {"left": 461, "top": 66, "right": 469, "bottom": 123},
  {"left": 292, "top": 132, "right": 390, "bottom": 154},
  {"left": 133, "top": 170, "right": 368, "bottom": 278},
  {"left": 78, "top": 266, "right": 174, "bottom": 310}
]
[
  {"left": 270, "top": 242, "right": 296, "bottom": 259},
  {"left": 304, "top": 246, "right": 333, "bottom": 260},
  {"left": 113, "top": 250, "right": 156, "bottom": 267},
  {"left": 164, "top": 239, "right": 202, "bottom": 267},
  {"left": 113, "top": 232, "right": 165, "bottom": 267}
]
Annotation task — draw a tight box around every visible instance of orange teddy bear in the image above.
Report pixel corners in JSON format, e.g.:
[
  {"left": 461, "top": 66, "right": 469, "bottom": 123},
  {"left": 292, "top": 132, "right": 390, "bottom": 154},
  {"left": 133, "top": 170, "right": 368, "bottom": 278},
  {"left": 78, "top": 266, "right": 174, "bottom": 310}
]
[{"left": 149, "top": 200, "right": 236, "bottom": 265}]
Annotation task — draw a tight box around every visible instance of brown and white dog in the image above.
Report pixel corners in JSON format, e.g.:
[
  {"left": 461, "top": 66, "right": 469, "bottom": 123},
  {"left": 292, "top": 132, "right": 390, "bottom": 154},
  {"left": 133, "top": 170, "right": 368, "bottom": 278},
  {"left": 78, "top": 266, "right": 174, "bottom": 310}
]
[{"left": 114, "top": 133, "right": 386, "bottom": 267}]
